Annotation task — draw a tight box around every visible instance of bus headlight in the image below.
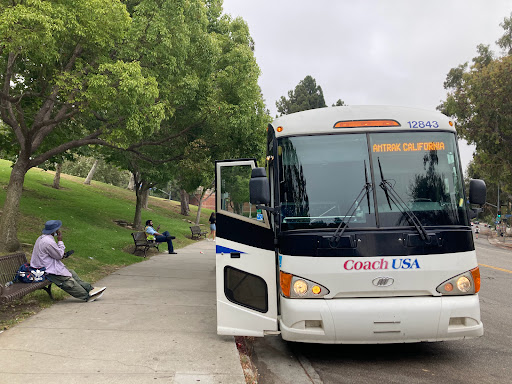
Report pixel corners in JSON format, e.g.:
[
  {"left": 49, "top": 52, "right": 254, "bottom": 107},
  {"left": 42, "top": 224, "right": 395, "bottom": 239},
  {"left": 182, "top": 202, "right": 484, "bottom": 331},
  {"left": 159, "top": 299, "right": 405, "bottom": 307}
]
[
  {"left": 293, "top": 279, "right": 308, "bottom": 296},
  {"left": 280, "top": 271, "right": 329, "bottom": 298},
  {"left": 436, "top": 267, "right": 480, "bottom": 295},
  {"left": 456, "top": 276, "right": 471, "bottom": 293}
]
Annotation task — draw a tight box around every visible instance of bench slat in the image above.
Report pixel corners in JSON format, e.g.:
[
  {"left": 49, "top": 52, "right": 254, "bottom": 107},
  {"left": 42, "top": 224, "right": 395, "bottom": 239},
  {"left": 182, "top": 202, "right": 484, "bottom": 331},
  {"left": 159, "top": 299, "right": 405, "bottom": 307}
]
[
  {"left": 0, "top": 252, "right": 53, "bottom": 303},
  {"left": 0, "top": 252, "right": 26, "bottom": 286},
  {"left": 1, "top": 280, "right": 52, "bottom": 303}
]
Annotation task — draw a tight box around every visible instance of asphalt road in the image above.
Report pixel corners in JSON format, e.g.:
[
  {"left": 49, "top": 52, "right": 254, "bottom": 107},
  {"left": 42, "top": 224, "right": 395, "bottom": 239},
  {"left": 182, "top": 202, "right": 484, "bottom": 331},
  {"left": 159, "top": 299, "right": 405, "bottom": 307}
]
[{"left": 251, "top": 236, "right": 512, "bottom": 384}]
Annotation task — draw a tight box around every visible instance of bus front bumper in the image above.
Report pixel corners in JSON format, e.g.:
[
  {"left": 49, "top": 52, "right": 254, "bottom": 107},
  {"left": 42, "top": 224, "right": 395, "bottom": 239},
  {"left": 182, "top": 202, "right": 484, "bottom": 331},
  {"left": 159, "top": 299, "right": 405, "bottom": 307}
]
[{"left": 279, "top": 295, "right": 483, "bottom": 344}]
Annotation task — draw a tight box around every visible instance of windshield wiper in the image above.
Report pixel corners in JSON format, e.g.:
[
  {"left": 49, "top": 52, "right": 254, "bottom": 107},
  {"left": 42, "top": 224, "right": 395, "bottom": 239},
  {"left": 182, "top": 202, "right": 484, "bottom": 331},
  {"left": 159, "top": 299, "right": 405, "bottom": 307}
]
[
  {"left": 329, "top": 161, "right": 373, "bottom": 248},
  {"left": 377, "top": 158, "right": 431, "bottom": 243}
]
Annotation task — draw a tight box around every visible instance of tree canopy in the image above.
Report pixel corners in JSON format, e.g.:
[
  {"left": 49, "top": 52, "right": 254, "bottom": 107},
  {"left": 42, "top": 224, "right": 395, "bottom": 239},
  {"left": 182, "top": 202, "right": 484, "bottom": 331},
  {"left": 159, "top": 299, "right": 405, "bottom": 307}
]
[
  {"left": 0, "top": 0, "right": 269, "bottom": 250},
  {"left": 276, "top": 75, "right": 327, "bottom": 116},
  {"left": 438, "top": 12, "right": 512, "bottom": 202},
  {"left": 104, "top": 4, "right": 269, "bottom": 227}
]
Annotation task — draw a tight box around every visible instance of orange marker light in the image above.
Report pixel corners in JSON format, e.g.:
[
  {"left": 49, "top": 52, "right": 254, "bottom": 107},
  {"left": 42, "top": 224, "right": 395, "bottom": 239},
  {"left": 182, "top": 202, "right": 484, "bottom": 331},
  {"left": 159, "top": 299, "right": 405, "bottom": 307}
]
[
  {"left": 276, "top": 126, "right": 284, "bottom": 132},
  {"left": 334, "top": 120, "right": 400, "bottom": 128},
  {"left": 471, "top": 267, "right": 481, "bottom": 293},
  {"left": 312, "top": 285, "right": 321, "bottom": 295},
  {"left": 280, "top": 271, "right": 292, "bottom": 298},
  {"left": 444, "top": 283, "right": 454, "bottom": 292}
]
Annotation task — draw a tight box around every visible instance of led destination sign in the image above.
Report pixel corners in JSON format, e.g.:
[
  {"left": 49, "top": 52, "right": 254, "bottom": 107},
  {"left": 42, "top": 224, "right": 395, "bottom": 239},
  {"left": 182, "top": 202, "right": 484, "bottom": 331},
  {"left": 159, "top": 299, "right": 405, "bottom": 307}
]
[{"left": 373, "top": 141, "right": 446, "bottom": 153}]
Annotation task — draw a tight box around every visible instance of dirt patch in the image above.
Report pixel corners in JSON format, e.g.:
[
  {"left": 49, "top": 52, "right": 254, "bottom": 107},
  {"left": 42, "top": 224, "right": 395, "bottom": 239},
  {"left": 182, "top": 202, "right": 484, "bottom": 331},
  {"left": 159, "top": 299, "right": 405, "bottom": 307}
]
[
  {"left": 114, "top": 219, "right": 137, "bottom": 230},
  {"left": 41, "top": 183, "right": 71, "bottom": 191},
  {"left": 0, "top": 296, "right": 47, "bottom": 331},
  {"left": 236, "top": 336, "right": 259, "bottom": 383}
]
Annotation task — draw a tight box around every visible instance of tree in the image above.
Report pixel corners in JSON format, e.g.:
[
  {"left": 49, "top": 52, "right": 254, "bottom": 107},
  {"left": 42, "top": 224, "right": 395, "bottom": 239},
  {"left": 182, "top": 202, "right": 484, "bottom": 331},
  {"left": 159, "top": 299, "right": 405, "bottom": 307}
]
[
  {"left": 53, "top": 163, "right": 62, "bottom": 189},
  {"left": 102, "top": 134, "right": 183, "bottom": 229},
  {"left": 87, "top": 0, "right": 218, "bottom": 226},
  {"left": 109, "top": 7, "right": 269, "bottom": 225},
  {"left": 177, "top": 13, "right": 269, "bottom": 221},
  {"left": 276, "top": 75, "right": 327, "bottom": 116},
  {"left": 128, "top": 160, "right": 172, "bottom": 229},
  {"left": 0, "top": 0, "right": 270, "bottom": 248},
  {"left": 84, "top": 159, "right": 100, "bottom": 185},
  {"left": 497, "top": 14, "right": 512, "bottom": 55},
  {"left": 438, "top": 13, "right": 512, "bottom": 195},
  {"left": 92, "top": 0, "right": 212, "bottom": 225},
  {"left": 0, "top": 0, "right": 164, "bottom": 251},
  {"left": 467, "top": 153, "right": 510, "bottom": 219},
  {"left": 61, "top": 156, "right": 131, "bottom": 187}
]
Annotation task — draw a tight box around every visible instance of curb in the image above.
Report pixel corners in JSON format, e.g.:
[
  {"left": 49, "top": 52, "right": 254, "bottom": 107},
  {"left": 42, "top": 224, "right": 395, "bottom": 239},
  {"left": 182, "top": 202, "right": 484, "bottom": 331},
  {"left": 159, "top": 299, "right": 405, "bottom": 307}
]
[
  {"left": 235, "top": 336, "right": 259, "bottom": 384},
  {"left": 487, "top": 237, "right": 512, "bottom": 250}
]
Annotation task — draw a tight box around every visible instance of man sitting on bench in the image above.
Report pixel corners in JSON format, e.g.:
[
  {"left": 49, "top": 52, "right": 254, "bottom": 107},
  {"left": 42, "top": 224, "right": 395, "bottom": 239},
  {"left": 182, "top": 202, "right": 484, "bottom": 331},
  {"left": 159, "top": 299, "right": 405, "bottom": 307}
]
[
  {"left": 30, "top": 220, "right": 106, "bottom": 302},
  {"left": 145, "top": 220, "right": 177, "bottom": 254}
]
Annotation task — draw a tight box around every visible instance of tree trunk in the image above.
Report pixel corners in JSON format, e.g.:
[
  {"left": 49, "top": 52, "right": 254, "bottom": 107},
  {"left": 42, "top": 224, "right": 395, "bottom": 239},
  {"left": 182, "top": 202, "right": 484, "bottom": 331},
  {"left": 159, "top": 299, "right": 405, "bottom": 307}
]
[
  {"left": 84, "top": 158, "right": 100, "bottom": 185},
  {"left": 127, "top": 172, "right": 135, "bottom": 190},
  {"left": 0, "top": 157, "right": 30, "bottom": 252},
  {"left": 180, "top": 189, "right": 190, "bottom": 216},
  {"left": 53, "top": 163, "right": 62, "bottom": 189},
  {"left": 133, "top": 181, "right": 150, "bottom": 230},
  {"left": 194, "top": 189, "right": 207, "bottom": 225},
  {"left": 134, "top": 198, "right": 143, "bottom": 230},
  {"left": 141, "top": 188, "right": 149, "bottom": 209},
  {"left": 134, "top": 189, "right": 144, "bottom": 230}
]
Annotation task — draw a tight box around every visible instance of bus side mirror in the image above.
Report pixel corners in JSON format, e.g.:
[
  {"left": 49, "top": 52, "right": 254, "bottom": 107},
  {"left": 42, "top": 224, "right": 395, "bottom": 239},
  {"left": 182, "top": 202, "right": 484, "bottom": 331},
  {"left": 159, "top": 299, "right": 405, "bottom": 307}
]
[
  {"left": 249, "top": 167, "right": 270, "bottom": 205},
  {"left": 469, "top": 179, "right": 486, "bottom": 206},
  {"left": 468, "top": 208, "right": 482, "bottom": 219}
]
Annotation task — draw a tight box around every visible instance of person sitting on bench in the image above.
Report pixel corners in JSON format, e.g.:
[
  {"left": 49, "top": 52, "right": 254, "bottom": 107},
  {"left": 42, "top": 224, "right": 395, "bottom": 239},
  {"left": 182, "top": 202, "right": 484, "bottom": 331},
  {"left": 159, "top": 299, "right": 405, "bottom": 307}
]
[
  {"left": 30, "top": 220, "right": 106, "bottom": 302},
  {"left": 145, "top": 220, "right": 177, "bottom": 254}
]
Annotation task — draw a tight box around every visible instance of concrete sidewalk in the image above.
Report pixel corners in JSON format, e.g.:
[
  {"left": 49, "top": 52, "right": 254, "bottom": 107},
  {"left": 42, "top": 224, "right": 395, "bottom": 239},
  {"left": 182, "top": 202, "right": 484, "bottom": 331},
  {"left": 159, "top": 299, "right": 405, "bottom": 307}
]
[
  {"left": 487, "top": 235, "right": 512, "bottom": 249},
  {"left": 0, "top": 240, "right": 245, "bottom": 384}
]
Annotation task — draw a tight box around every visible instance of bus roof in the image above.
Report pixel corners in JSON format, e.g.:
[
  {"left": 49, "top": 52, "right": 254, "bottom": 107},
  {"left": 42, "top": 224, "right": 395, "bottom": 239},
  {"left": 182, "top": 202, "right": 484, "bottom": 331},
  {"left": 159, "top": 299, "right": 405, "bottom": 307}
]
[{"left": 271, "top": 105, "right": 455, "bottom": 137}]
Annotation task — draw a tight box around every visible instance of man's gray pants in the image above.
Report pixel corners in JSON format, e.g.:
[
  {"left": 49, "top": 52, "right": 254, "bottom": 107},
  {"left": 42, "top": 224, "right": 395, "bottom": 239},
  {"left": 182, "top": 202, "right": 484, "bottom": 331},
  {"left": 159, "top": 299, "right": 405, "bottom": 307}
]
[{"left": 47, "top": 269, "right": 93, "bottom": 301}]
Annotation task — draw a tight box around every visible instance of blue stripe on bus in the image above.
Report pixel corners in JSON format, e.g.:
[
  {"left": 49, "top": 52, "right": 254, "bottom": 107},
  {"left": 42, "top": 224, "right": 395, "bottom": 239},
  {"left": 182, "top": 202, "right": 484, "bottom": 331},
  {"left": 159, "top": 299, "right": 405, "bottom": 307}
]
[{"left": 216, "top": 245, "right": 246, "bottom": 254}]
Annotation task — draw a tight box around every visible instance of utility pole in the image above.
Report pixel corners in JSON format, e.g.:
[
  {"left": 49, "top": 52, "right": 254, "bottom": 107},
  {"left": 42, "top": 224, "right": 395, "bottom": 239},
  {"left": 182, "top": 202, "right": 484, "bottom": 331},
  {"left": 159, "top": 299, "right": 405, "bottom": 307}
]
[
  {"left": 497, "top": 182, "right": 504, "bottom": 240},
  {"left": 498, "top": 182, "right": 500, "bottom": 217}
]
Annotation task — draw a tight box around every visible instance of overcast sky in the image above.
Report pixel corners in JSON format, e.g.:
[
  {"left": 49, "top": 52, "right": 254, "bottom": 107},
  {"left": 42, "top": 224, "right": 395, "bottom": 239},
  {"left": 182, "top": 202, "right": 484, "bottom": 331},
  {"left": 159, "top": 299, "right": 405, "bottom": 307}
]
[{"left": 221, "top": 0, "right": 512, "bottom": 172}]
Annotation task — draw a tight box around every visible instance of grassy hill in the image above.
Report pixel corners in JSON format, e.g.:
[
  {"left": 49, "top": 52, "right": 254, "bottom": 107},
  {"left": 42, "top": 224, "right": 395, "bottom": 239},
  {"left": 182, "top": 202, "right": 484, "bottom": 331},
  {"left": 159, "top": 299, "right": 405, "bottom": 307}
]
[{"left": 0, "top": 159, "right": 212, "bottom": 328}]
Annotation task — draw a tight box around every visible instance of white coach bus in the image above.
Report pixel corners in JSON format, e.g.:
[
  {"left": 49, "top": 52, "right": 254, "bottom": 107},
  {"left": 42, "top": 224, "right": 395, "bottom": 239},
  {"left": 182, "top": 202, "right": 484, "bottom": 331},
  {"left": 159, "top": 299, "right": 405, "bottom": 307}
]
[{"left": 215, "top": 106, "right": 486, "bottom": 344}]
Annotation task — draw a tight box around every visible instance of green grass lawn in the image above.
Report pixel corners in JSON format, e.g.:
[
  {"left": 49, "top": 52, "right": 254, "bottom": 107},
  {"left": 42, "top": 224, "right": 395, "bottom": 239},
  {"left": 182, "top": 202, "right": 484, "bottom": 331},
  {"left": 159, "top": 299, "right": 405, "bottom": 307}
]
[{"left": 0, "top": 159, "right": 212, "bottom": 326}]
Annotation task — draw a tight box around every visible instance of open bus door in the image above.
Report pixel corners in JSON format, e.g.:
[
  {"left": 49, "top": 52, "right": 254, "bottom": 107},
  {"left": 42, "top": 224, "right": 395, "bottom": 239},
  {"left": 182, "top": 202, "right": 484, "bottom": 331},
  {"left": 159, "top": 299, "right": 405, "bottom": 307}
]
[{"left": 215, "top": 159, "right": 278, "bottom": 336}]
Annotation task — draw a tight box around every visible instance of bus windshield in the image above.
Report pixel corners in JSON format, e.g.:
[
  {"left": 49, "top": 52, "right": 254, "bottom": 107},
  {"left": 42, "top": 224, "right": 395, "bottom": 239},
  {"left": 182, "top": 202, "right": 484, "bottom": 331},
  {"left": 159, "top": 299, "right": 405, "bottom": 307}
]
[{"left": 278, "top": 131, "right": 468, "bottom": 231}]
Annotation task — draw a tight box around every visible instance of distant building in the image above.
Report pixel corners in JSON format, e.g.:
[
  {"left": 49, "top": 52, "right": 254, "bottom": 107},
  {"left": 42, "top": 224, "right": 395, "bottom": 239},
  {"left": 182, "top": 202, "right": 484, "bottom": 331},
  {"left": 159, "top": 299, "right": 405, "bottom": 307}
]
[{"left": 189, "top": 188, "right": 215, "bottom": 210}]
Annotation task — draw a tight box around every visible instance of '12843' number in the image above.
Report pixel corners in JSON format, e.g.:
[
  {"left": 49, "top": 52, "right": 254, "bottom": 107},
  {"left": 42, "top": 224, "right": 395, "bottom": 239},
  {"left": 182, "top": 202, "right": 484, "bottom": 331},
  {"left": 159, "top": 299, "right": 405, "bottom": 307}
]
[{"left": 407, "top": 121, "right": 439, "bottom": 128}]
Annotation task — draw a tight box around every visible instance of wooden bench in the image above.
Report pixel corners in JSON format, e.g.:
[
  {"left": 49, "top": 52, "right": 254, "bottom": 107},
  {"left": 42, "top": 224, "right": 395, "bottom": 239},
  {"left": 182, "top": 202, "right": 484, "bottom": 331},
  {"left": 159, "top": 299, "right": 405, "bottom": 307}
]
[
  {"left": 0, "top": 252, "right": 53, "bottom": 304},
  {"left": 131, "top": 232, "right": 161, "bottom": 258},
  {"left": 190, "top": 225, "right": 207, "bottom": 240}
]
